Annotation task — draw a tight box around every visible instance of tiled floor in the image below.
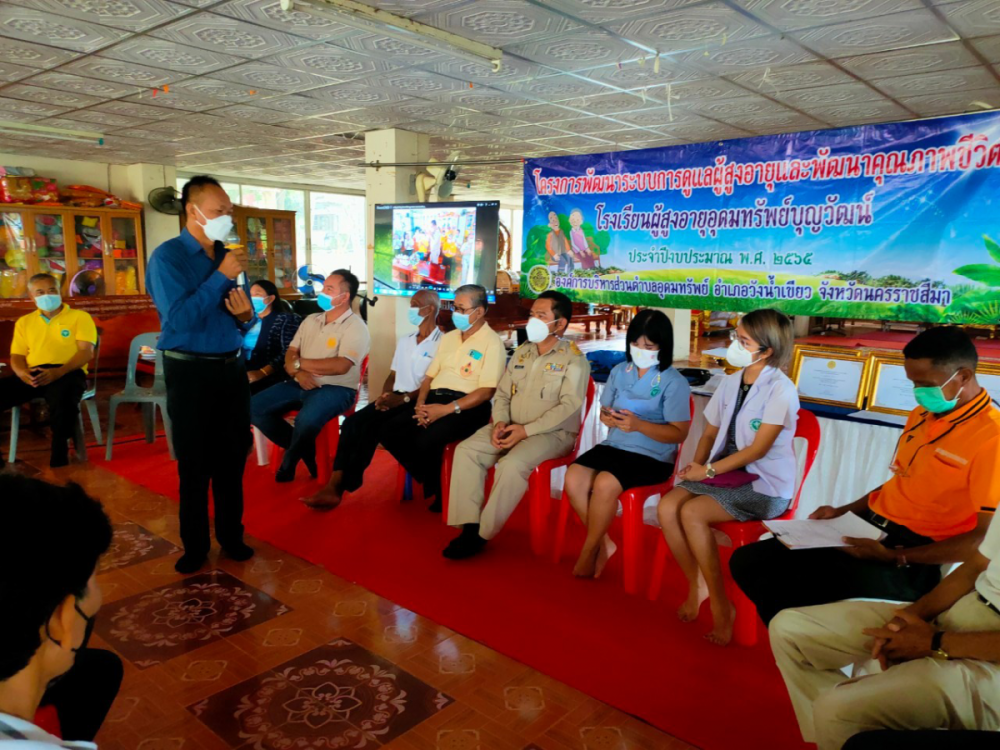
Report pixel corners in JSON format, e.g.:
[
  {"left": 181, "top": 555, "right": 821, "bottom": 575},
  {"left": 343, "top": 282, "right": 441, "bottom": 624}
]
[{"left": 4, "top": 377, "right": 697, "bottom": 750}]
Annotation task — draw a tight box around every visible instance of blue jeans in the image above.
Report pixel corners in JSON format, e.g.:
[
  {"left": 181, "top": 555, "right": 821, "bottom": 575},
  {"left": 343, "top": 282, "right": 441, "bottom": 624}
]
[{"left": 251, "top": 380, "right": 355, "bottom": 466}]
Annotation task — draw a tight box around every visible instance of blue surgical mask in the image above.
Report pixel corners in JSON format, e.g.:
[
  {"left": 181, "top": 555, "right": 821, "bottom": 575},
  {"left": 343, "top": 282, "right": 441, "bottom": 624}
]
[
  {"left": 317, "top": 293, "right": 333, "bottom": 311},
  {"left": 408, "top": 307, "right": 426, "bottom": 326},
  {"left": 34, "top": 294, "right": 62, "bottom": 313},
  {"left": 913, "top": 370, "right": 961, "bottom": 414},
  {"left": 452, "top": 310, "right": 474, "bottom": 332},
  {"left": 252, "top": 297, "right": 269, "bottom": 314}
]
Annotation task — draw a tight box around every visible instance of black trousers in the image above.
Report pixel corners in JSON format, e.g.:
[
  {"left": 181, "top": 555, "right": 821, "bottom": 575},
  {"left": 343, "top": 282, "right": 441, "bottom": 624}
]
[
  {"left": 39, "top": 648, "right": 123, "bottom": 742},
  {"left": 730, "top": 515, "right": 942, "bottom": 626},
  {"left": 163, "top": 355, "right": 252, "bottom": 556},
  {"left": 378, "top": 390, "right": 491, "bottom": 499},
  {"left": 0, "top": 368, "right": 85, "bottom": 462},
  {"left": 334, "top": 400, "right": 409, "bottom": 493},
  {"left": 844, "top": 731, "right": 999, "bottom": 749}
]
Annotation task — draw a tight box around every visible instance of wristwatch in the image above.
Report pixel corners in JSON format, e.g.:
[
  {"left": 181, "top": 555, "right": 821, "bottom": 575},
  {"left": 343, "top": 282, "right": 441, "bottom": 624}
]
[
  {"left": 403, "top": 394, "right": 411, "bottom": 403},
  {"left": 705, "top": 462, "right": 716, "bottom": 479},
  {"left": 453, "top": 402, "right": 462, "bottom": 414},
  {"left": 931, "top": 631, "right": 950, "bottom": 660},
  {"left": 293, "top": 359, "right": 301, "bottom": 372}
]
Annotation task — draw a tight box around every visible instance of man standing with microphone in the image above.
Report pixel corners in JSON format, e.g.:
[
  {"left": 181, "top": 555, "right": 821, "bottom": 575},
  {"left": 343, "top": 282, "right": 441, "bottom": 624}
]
[{"left": 146, "top": 175, "right": 255, "bottom": 573}]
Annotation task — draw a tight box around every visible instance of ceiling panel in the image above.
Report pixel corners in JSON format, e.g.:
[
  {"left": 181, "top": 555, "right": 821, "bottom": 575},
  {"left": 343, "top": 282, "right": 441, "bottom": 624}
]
[
  {"left": 60, "top": 57, "right": 187, "bottom": 87},
  {"left": 937, "top": 0, "right": 1000, "bottom": 39},
  {"left": 681, "top": 35, "right": 816, "bottom": 76},
  {"left": 971, "top": 36, "right": 1000, "bottom": 64},
  {"left": 507, "top": 29, "right": 639, "bottom": 71},
  {"left": 898, "top": 92, "right": 1000, "bottom": 118},
  {"left": 100, "top": 37, "right": 247, "bottom": 74},
  {"left": 725, "top": 60, "right": 856, "bottom": 91},
  {"left": 267, "top": 44, "right": 397, "bottom": 82},
  {"left": 0, "top": 5, "right": 131, "bottom": 53},
  {"left": 871, "top": 67, "right": 1000, "bottom": 99},
  {"left": 414, "top": 0, "right": 581, "bottom": 47},
  {"left": 149, "top": 11, "right": 316, "bottom": 58},
  {"left": 792, "top": 9, "right": 958, "bottom": 59},
  {"left": 738, "top": 0, "right": 923, "bottom": 32},
  {"left": 769, "top": 82, "right": 887, "bottom": 108},
  {"left": 8, "top": 0, "right": 193, "bottom": 32},
  {"left": 213, "top": 0, "right": 355, "bottom": 40},
  {"left": 25, "top": 71, "right": 142, "bottom": 99},
  {"left": 0, "top": 60, "right": 36, "bottom": 83},
  {"left": 0, "top": 37, "right": 80, "bottom": 69},
  {"left": 607, "top": 2, "right": 771, "bottom": 55},
  {"left": 2, "top": 83, "right": 105, "bottom": 108}
]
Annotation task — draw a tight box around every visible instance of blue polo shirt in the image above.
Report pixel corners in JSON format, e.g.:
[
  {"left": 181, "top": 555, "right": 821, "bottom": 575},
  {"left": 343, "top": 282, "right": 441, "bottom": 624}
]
[
  {"left": 146, "top": 228, "right": 247, "bottom": 354},
  {"left": 600, "top": 362, "right": 691, "bottom": 462}
]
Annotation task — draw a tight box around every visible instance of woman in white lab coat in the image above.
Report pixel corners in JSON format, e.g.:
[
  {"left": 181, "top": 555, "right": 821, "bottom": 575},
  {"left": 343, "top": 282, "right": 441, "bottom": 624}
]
[{"left": 657, "top": 309, "right": 799, "bottom": 646}]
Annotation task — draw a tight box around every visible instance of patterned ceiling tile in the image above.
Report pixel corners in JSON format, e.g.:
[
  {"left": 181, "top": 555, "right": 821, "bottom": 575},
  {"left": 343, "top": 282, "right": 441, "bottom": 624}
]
[
  {"left": 8, "top": 0, "right": 192, "bottom": 32},
  {"left": 726, "top": 60, "right": 856, "bottom": 91},
  {"left": 90, "top": 100, "right": 177, "bottom": 119},
  {"left": 212, "top": 103, "right": 299, "bottom": 124},
  {"left": 507, "top": 30, "right": 638, "bottom": 72},
  {"left": 683, "top": 94, "right": 797, "bottom": 118},
  {"left": 0, "top": 5, "right": 130, "bottom": 53},
  {"left": 574, "top": 90, "right": 664, "bottom": 115},
  {"left": 70, "top": 111, "right": 148, "bottom": 129},
  {"left": 937, "top": 0, "right": 1000, "bottom": 39},
  {"left": 99, "top": 37, "right": 246, "bottom": 75},
  {"left": 352, "top": 70, "right": 469, "bottom": 97},
  {"left": 0, "top": 60, "right": 38, "bottom": 83},
  {"left": 0, "top": 111, "right": 46, "bottom": 124},
  {"left": 267, "top": 44, "right": 395, "bottom": 82},
  {"left": 498, "top": 102, "right": 581, "bottom": 123},
  {"left": 0, "top": 95, "right": 70, "bottom": 117},
  {"left": 792, "top": 9, "right": 957, "bottom": 59},
  {"left": 497, "top": 74, "right": 614, "bottom": 101},
  {"left": 330, "top": 31, "right": 454, "bottom": 66},
  {"left": 548, "top": 115, "right": 628, "bottom": 135},
  {"left": 530, "top": 135, "right": 612, "bottom": 151},
  {"left": 301, "top": 82, "right": 408, "bottom": 106},
  {"left": 1, "top": 82, "right": 105, "bottom": 108},
  {"left": 426, "top": 55, "right": 543, "bottom": 85},
  {"left": 871, "top": 67, "right": 1000, "bottom": 99},
  {"left": 24, "top": 71, "right": 141, "bottom": 98},
  {"left": 0, "top": 37, "right": 80, "bottom": 69},
  {"left": 837, "top": 41, "right": 985, "bottom": 78},
  {"left": 608, "top": 2, "right": 770, "bottom": 55},
  {"left": 214, "top": 0, "right": 354, "bottom": 41},
  {"left": 739, "top": 0, "right": 922, "bottom": 32},
  {"left": 770, "top": 82, "right": 886, "bottom": 108},
  {"left": 149, "top": 12, "right": 315, "bottom": 59},
  {"left": 796, "top": 99, "right": 913, "bottom": 125},
  {"left": 971, "top": 36, "right": 1000, "bottom": 64},
  {"left": 671, "top": 76, "right": 756, "bottom": 100},
  {"left": 423, "top": 88, "right": 532, "bottom": 112},
  {"left": 250, "top": 93, "right": 347, "bottom": 117},
  {"left": 208, "top": 61, "right": 326, "bottom": 93},
  {"left": 121, "top": 88, "right": 229, "bottom": 112},
  {"left": 545, "top": 0, "right": 701, "bottom": 25},
  {"left": 61, "top": 57, "right": 185, "bottom": 87},
  {"left": 113, "top": 125, "right": 194, "bottom": 142},
  {"left": 37, "top": 116, "right": 118, "bottom": 133},
  {"left": 580, "top": 58, "right": 701, "bottom": 89},
  {"left": 654, "top": 114, "right": 735, "bottom": 138},
  {"left": 495, "top": 122, "right": 567, "bottom": 140},
  {"left": 681, "top": 35, "right": 816, "bottom": 75},
  {"left": 897, "top": 92, "right": 998, "bottom": 118},
  {"left": 705, "top": 112, "right": 826, "bottom": 134},
  {"left": 415, "top": 0, "right": 581, "bottom": 47},
  {"left": 612, "top": 105, "right": 707, "bottom": 127}
]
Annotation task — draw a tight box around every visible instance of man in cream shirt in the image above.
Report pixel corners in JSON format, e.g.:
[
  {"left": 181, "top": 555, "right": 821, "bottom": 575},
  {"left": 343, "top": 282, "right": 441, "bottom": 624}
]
[
  {"left": 251, "top": 270, "right": 370, "bottom": 482},
  {"left": 770, "top": 508, "right": 1000, "bottom": 749}
]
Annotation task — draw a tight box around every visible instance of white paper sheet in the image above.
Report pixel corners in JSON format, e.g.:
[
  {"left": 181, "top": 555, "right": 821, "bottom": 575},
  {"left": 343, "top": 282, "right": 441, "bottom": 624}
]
[{"left": 763, "top": 512, "right": 887, "bottom": 550}]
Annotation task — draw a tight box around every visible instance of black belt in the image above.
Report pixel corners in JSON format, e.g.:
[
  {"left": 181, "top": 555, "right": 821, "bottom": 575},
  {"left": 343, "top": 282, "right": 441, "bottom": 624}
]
[
  {"left": 979, "top": 593, "right": 1000, "bottom": 617},
  {"left": 865, "top": 511, "right": 934, "bottom": 549},
  {"left": 164, "top": 350, "right": 240, "bottom": 364},
  {"left": 431, "top": 388, "right": 465, "bottom": 398}
]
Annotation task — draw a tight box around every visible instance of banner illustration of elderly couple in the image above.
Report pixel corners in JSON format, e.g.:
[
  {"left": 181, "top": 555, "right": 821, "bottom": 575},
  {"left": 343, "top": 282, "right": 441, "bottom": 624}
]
[{"left": 522, "top": 110, "right": 1000, "bottom": 324}]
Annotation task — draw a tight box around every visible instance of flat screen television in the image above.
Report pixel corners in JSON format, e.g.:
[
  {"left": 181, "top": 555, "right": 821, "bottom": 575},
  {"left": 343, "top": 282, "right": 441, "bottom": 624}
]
[{"left": 372, "top": 200, "right": 499, "bottom": 300}]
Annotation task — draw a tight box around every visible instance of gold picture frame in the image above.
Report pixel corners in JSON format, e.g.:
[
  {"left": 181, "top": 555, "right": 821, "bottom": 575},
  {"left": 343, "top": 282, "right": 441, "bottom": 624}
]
[
  {"left": 790, "top": 345, "right": 873, "bottom": 409},
  {"left": 867, "top": 353, "right": 915, "bottom": 416}
]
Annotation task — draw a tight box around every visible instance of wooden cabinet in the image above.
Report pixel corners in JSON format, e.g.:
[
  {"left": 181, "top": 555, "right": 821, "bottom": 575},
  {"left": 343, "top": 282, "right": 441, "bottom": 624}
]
[
  {"left": 232, "top": 207, "right": 297, "bottom": 293},
  {"left": 0, "top": 206, "right": 144, "bottom": 299}
]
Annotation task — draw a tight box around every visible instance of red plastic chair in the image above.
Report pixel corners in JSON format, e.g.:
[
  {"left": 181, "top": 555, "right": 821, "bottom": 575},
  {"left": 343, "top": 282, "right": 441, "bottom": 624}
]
[
  {"left": 269, "top": 356, "right": 368, "bottom": 484},
  {"left": 646, "top": 407, "right": 821, "bottom": 646},
  {"left": 552, "top": 395, "right": 695, "bottom": 595},
  {"left": 34, "top": 706, "right": 61, "bottom": 738}
]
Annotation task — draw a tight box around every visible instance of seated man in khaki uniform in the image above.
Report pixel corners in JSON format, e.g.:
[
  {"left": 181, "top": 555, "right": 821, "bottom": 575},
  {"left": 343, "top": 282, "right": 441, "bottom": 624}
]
[{"left": 444, "top": 291, "right": 590, "bottom": 560}]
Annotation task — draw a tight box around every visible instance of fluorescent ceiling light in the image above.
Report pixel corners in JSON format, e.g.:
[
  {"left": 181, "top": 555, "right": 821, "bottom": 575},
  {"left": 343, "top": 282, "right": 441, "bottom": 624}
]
[
  {"left": 282, "top": 0, "right": 503, "bottom": 72},
  {"left": 0, "top": 121, "right": 104, "bottom": 145}
]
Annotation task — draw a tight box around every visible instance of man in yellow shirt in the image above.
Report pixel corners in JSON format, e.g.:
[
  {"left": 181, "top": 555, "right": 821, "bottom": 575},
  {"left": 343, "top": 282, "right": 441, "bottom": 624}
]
[
  {"left": 1, "top": 274, "right": 96, "bottom": 468},
  {"left": 379, "top": 284, "right": 506, "bottom": 511}
]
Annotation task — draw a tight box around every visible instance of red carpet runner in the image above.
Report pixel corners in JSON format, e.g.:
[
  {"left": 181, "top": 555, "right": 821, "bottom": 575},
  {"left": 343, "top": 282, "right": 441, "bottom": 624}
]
[{"left": 96, "top": 442, "right": 807, "bottom": 750}]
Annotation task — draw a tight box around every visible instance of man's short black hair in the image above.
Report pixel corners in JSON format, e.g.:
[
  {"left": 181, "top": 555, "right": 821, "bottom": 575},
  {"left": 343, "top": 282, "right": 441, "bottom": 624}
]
[
  {"left": 330, "top": 268, "right": 359, "bottom": 302},
  {"left": 0, "top": 476, "right": 112, "bottom": 681},
  {"left": 455, "top": 284, "right": 488, "bottom": 311},
  {"left": 903, "top": 326, "right": 979, "bottom": 371},
  {"left": 28, "top": 273, "right": 58, "bottom": 287},
  {"left": 626, "top": 308, "right": 674, "bottom": 370},
  {"left": 538, "top": 290, "right": 572, "bottom": 327},
  {"left": 181, "top": 175, "right": 222, "bottom": 214}
]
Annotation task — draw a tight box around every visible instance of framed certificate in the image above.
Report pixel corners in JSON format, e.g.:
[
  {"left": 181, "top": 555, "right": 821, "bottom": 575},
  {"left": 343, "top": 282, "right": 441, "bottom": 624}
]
[
  {"left": 791, "top": 346, "right": 872, "bottom": 408},
  {"left": 868, "top": 354, "right": 916, "bottom": 416}
]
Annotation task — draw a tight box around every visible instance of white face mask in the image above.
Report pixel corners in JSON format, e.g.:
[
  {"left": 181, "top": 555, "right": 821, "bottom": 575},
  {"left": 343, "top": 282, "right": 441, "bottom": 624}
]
[
  {"left": 195, "top": 204, "right": 233, "bottom": 244},
  {"left": 526, "top": 317, "right": 555, "bottom": 344},
  {"left": 629, "top": 345, "right": 659, "bottom": 370},
  {"left": 726, "top": 339, "right": 762, "bottom": 369}
]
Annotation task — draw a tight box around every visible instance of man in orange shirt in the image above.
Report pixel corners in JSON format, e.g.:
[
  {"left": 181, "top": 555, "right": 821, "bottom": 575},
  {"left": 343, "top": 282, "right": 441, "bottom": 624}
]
[{"left": 731, "top": 327, "right": 998, "bottom": 626}]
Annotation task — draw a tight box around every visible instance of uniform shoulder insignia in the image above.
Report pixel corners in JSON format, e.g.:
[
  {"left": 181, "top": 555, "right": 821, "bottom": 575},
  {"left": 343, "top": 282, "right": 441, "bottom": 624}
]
[{"left": 569, "top": 342, "right": 582, "bottom": 356}]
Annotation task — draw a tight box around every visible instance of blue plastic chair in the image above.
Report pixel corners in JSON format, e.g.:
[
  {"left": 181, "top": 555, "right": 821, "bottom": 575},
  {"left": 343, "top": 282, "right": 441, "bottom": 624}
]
[{"left": 104, "top": 332, "right": 175, "bottom": 461}]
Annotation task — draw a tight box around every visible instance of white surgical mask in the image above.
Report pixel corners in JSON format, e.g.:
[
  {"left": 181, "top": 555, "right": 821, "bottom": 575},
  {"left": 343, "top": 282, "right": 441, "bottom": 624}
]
[
  {"left": 629, "top": 345, "right": 659, "bottom": 370},
  {"left": 408, "top": 307, "right": 426, "bottom": 326},
  {"left": 195, "top": 204, "right": 234, "bottom": 244},
  {"left": 526, "top": 317, "right": 555, "bottom": 344},
  {"left": 726, "top": 339, "right": 762, "bottom": 369}
]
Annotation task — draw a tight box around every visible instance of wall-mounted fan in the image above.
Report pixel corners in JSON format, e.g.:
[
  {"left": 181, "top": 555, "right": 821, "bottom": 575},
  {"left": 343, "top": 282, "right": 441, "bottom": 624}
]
[
  {"left": 70, "top": 268, "right": 105, "bottom": 297},
  {"left": 297, "top": 265, "right": 325, "bottom": 297},
  {"left": 415, "top": 151, "right": 460, "bottom": 202},
  {"left": 148, "top": 186, "right": 182, "bottom": 215}
]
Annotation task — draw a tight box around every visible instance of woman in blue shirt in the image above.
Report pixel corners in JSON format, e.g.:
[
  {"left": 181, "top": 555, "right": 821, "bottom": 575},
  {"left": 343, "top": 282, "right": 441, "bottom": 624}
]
[
  {"left": 565, "top": 309, "right": 692, "bottom": 579},
  {"left": 244, "top": 280, "right": 302, "bottom": 395}
]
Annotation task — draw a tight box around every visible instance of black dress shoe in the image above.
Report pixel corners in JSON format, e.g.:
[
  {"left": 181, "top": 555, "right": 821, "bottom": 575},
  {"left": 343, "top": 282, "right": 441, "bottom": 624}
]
[
  {"left": 175, "top": 552, "right": 207, "bottom": 574},
  {"left": 222, "top": 543, "right": 254, "bottom": 562},
  {"left": 442, "top": 532, "right": 487, "bottom": 560},
  {"left": 428, "top": 497, "right": 442, "bottom": 513}
]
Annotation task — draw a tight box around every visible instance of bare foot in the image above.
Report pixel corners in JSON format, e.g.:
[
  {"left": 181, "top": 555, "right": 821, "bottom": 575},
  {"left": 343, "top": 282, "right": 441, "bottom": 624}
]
[
  {"left": 677, "top": 581, "right": 709, "bottom": 623},
  {"left": 705, "top": 600, "right": 737, "bottom": 646},
  {"left": 573, "top": 544, "right": 600, "bottom": 577},
  {"left": 301, "top": 486, "right": 342, "bottom": 511},
  {"left": 593, "top": 536, "right": 617, "bottom": 579}
]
